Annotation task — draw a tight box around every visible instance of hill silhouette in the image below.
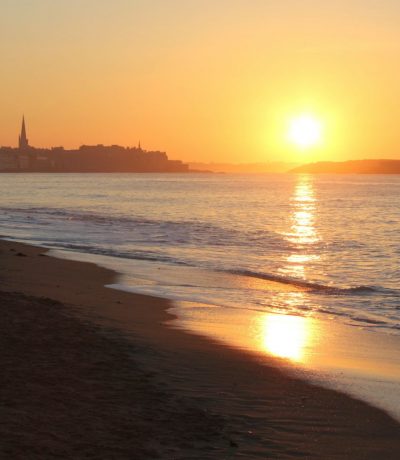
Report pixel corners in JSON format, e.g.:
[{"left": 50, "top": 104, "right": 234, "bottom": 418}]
[{"left": 290, "top": 159, "right": 400, "bottom": 174}]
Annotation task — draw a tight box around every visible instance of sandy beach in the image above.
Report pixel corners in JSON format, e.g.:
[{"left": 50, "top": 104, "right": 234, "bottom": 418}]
[{"left": 1, "top": 239, "right": 400, "bottom": 459}]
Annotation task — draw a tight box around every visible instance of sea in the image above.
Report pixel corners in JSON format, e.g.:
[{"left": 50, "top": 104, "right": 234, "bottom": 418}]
[{"left": 1, "top": 173, "right": 399, "bottom": 418}]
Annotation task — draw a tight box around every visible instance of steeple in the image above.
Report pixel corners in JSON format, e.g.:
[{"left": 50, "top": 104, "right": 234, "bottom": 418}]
[{"left": 19, "top": 115, "right": 29, "bottom": 149}]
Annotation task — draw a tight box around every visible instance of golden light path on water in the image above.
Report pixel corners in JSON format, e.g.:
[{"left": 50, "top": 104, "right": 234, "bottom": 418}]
[
  {"left": 171, "top": 175, "right": 323, "bottom": 365},
  {"left": 259, "top": 175, "right": 320, "bottom": 363},
  {"left": 288, "top": 175, "right": 319, "bottom": 245}
]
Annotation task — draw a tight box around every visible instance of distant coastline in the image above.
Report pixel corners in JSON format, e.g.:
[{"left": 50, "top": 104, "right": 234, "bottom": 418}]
[
  {"left": 0, "top": 117, "right": 189, "bottom": 173},
  {"left": 0, "top": 145, "right": 189, "bottom": 173},
  {"left": 290, "top": 159, "right": 400, "bottom": 174},
  {"left": 189, "top": 161, "right": 299, "bottom": 174}
]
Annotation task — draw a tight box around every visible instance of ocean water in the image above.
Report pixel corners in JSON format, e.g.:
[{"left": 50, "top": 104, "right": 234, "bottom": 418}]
[
  {"left": 0, "top": 172, "right": 399, "bottom": 334},
  {"left": 1, "top": 172, "right": 400, "bottom": 419}
]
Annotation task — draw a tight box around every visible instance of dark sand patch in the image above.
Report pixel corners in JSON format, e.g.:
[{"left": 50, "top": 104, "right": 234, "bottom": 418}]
[{"left": 0, "top": 291, "right": 228, "bottom": 459}]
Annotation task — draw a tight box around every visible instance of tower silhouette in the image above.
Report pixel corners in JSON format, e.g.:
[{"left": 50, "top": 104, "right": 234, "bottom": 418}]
[{"left": 19, "top": 116, "right": 29, "bottom": 149}]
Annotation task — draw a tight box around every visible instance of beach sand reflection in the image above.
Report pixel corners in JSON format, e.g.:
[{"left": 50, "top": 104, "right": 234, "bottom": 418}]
[{"left": 260, "top": 313, "right": 313, "bottom": 362}]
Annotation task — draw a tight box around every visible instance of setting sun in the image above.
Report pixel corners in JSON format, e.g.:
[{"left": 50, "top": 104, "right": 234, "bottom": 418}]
[{"left": 288, "top": 115, "right": 323, "bottom": 149}]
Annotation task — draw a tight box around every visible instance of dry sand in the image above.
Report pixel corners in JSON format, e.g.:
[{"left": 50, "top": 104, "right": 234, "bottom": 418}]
[{"left": 1, "top": 239, "right": 400, "bottom": 459}]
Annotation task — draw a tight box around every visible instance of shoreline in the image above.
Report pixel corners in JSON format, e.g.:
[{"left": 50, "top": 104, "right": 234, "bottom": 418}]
[
  {"left": 49, "top": 246, "right": 400, "bottom": 422},
  {"left": 1, "top": 239, "right": 400, "bottom": 458}
]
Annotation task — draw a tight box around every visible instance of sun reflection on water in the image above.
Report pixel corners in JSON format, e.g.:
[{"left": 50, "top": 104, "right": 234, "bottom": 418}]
[
  {"left": 282, "top": 175, "right": 320, "bottom": 280},
  {"left": 289, "top": 177, "right": 318, "bottom": 246},
  {"left": 267, "top": 178, "right": 321, "bottom": 361},
  {"left": 260, "top": 314, "right": 313, "bottom": 362}
]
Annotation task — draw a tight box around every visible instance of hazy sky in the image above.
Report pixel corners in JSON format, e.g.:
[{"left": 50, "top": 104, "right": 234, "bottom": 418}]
[{"left": 1, "top": 0, "right": 400, "bottom": 162}]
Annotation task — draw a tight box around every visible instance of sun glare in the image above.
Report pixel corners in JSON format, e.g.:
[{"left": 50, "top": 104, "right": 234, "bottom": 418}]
[
  {"left": 261, "top": 314, "right": 310, "bottom": 362},
  {"left": 288, "top": 115, "right": 322, "bottom": 149}
]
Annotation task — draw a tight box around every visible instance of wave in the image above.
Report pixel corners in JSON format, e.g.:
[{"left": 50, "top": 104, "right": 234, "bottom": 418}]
[
  {"left": 42, "top": 241, "right": 193, "bottom": 267},
  {"left": 228, "top": 269, "right": 383, "bottom": 295},
  {"left": 0, "top": 206, "right": 288, "bottom": 249},
  {"left": 44, "top": 243, "right": 396, "bottom": 297},
  {"left": 2, "top": 207, "right": 398, "bottom": 303}
]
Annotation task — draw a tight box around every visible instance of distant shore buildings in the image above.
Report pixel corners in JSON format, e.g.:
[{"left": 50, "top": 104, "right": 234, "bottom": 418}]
[{"left": 0, "top": 117, "right": 189, "bottom": 173}]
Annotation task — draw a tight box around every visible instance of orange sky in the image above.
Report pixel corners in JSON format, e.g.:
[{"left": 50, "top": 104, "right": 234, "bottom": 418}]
[{"left": 1, "top": 1, "right": 400, "bottom": 163}]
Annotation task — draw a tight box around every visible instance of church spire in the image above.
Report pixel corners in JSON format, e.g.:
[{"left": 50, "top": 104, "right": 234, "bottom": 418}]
[{"left": 19, "top": 115, "right": 29, "bottom": 149}]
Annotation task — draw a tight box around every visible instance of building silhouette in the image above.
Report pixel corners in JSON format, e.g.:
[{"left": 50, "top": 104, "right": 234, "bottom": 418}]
[
  {"left": 0, "top": 117, "right": 189, "bottom": 173},
  {"left": 18, "top": 116, "right": 29, "bottom": 150}
]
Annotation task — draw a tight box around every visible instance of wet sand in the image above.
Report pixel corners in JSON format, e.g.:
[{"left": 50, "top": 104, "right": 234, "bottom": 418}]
[{"left": 1, "top": 239, "right": 400, "bottom": 459}]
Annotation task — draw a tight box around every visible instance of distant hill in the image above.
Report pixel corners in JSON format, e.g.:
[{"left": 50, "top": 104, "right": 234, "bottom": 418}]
[
  {"left": 188, "top": 162, "right": 299, "bottom": 173},
  {"left": 290, "top": 159, "right": 400, "bottom": 174}
]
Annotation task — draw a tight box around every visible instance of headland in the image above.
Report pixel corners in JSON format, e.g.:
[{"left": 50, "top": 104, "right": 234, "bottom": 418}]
[{"left": 290, "top": 159, "right": 400, "bottom": 174}]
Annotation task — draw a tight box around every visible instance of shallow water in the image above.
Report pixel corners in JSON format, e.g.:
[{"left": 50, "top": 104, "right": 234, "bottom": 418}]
[
  {"left": 0, "top": 173, "right": 399, "bottom": 335},
  {"left": 1, "top": 172, "right": 400, "bottom": 419}
]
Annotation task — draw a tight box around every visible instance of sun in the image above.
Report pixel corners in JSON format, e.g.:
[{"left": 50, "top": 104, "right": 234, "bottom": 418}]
[{"left": 288, "top": 115, "right": 322, "bottom": 149}]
